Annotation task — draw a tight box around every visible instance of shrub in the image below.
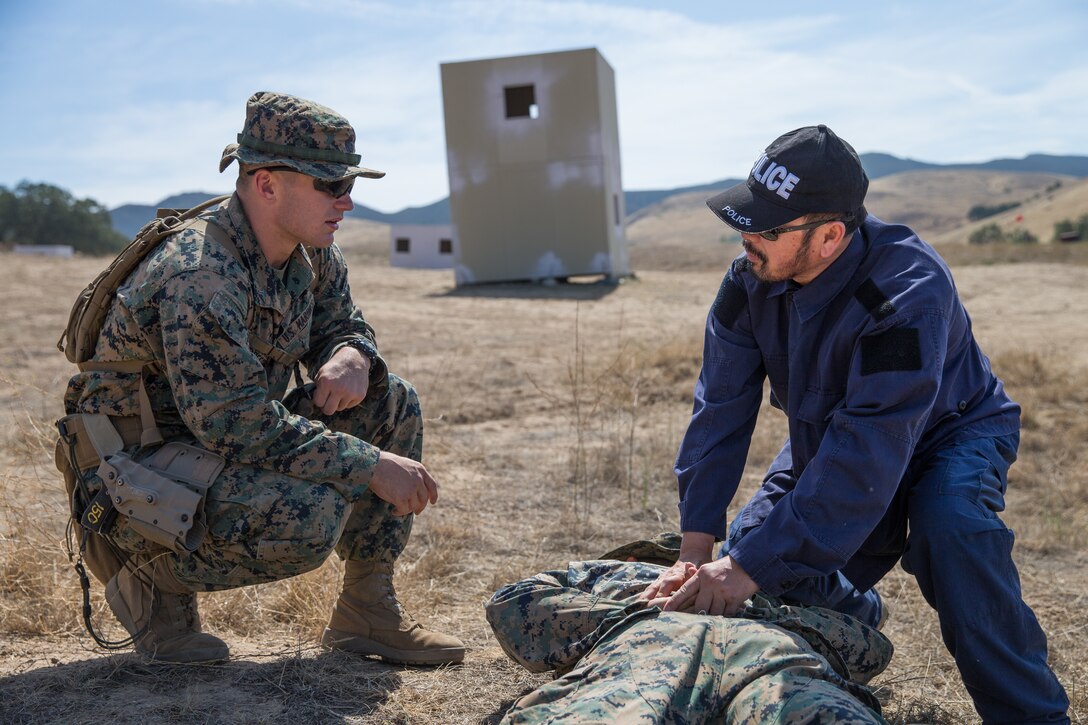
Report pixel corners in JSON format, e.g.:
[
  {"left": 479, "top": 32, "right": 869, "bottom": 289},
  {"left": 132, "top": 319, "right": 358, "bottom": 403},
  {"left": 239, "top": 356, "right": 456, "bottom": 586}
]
[
  {"left": 1053, "top": 219, "right": 1075, "bottom": 237},
  {"left": 1008, "top": 229, "right": 1039, "bottom": 245},
  {"left": 1051, "top": 214, "right": 1088, "bottom": 242},
  {"left": 969, "top": 223, "right": 1038, "bottom": 246},
  {"left": 968, "top": 223, "right": 1005, "bottom": 245}
]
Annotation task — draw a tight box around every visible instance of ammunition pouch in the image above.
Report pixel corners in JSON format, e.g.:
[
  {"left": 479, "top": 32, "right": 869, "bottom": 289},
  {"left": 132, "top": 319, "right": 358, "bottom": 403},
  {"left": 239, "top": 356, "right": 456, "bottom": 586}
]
[{"left": 57, "top": 414, "right": 225, "bottom": 555}]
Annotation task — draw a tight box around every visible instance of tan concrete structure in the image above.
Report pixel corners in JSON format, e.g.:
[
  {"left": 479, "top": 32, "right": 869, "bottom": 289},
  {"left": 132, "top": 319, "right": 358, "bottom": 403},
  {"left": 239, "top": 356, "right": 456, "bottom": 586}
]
[{"left": 440, "top": 47, "right": 629, "bottom": 286}]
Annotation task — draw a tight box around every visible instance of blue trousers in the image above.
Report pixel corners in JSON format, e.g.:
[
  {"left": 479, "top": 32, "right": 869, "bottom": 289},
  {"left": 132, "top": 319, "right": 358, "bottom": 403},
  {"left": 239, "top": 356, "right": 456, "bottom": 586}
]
[{"left": 723, "top": 433, "right": 1069, "bottom": 724}]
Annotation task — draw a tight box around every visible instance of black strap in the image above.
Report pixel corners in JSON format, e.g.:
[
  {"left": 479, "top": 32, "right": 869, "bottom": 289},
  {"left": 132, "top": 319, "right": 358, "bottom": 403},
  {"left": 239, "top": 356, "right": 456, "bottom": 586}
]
[
  {"left": 67, "top": 519, "right": 141, "bottom": 650},
  {"left": 854, "top": 279, "right": 896, "bottom": 322}
]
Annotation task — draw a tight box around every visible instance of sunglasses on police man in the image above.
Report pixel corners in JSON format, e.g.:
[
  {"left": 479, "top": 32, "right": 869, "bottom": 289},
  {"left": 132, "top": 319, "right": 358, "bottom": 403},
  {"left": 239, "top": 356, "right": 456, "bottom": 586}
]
[
  {"left": 756, "top": 217, "right": 851, "bottom": 242},
  {"left": 248, "top": 166, "right": 355, "bottom": 199}
]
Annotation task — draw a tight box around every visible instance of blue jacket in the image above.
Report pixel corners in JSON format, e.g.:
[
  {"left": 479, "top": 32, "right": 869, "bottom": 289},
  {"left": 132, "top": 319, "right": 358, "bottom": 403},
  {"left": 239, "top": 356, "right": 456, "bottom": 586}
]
[{"left": 675, "top": 215, "right": 1019, "bottom": 595}]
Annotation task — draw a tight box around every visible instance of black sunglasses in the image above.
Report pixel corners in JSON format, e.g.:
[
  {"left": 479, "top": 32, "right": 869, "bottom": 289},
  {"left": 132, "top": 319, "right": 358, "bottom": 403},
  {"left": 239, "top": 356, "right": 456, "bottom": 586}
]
[
  {"left": 755, "top": 218, "right": 848, "bottom": 242},
  {"left": 249, "top": 166, "right": 355, "bottom": 198}
]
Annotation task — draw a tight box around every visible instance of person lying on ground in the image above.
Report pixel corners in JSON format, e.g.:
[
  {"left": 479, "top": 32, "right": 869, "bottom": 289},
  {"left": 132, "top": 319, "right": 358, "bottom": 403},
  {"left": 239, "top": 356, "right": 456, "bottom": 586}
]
[{"left": 486, "top": 535, "right": 892, "bottom": 724}]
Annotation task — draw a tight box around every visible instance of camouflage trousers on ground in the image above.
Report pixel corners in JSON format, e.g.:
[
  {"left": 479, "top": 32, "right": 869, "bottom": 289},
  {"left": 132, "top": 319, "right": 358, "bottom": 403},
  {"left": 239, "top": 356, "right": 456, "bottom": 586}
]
[
  {"left": 487, "top": 560, "right": 891, "bottom": 724},
  {"left": 89, "top": 373, "right": 422, "bottom": 592}
]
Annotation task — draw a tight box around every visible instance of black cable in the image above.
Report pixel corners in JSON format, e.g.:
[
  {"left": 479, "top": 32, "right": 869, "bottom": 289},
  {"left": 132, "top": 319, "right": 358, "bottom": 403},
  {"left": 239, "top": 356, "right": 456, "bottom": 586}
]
[{"left": 61, "top": 437, "right": 156, "bottom": 650}]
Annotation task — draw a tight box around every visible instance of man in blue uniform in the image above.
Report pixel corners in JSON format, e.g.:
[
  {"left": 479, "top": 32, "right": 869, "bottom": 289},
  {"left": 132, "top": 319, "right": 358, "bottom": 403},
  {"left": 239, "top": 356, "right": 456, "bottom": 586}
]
[{"left": 641, "top": 125, "right": 1069, "bottom": 723}]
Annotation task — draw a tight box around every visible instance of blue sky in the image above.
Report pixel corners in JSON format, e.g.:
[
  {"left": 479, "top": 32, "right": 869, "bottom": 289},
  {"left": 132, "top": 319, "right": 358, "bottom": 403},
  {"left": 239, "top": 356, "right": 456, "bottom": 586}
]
[{"left": 1, "top": 0, "right": 1085, "bottom": 213}]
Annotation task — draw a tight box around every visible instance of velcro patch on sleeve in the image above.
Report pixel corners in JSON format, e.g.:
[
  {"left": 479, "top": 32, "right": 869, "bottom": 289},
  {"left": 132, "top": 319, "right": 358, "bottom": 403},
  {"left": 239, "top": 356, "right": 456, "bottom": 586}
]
[
  {"left": 860, "top": 327, "right": 922, "bottom": 375},
  {"left": 712, "top": 275, "right": 747, "bottom": 328}
]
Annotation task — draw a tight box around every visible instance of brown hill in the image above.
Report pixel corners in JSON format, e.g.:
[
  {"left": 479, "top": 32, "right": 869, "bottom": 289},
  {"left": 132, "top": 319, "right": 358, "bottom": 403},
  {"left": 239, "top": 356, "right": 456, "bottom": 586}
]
[
  {"left": 623, "top": 190, "right": 742, "bottom": 270},
  {"left": 329, "top": 170, "right": 1085, "bottom": 274},
  {"left": 623, "top": 170, "right": 1076, "bottom": 261},
  {"left": 930, "top": 176, "right": 1088, "bottom": 245},
  {"left": 865, "top": 170, "right": 1073, "bottom": 238}
]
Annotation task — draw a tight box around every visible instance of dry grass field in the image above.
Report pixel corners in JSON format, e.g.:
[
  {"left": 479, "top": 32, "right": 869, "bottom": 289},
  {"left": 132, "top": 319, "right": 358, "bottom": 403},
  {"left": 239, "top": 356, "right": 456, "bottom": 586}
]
[{"left": 1, "top": 214, "right": 1086, "bottom": 724}]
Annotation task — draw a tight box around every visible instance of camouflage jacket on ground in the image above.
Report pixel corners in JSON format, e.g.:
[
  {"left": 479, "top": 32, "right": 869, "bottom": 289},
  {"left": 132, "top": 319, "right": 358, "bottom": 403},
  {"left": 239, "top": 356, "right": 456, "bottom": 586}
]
[
  {"left": 63, "top": 194, "right": 388, "bottom": 501},
  {"left": 487, "top": 559, "right": 893, "bottom": 723}
]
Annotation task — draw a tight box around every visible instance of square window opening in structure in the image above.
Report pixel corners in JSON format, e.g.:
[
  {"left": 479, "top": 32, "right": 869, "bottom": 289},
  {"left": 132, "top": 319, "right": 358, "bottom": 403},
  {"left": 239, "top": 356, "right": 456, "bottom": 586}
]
[
  {"left": 395, "top": 237, "right": 410, "bottom": 254},
  {"left": 504, "top": 84, "right": 538, "bottom": 119},
  {"left": 439, "top": 238, "right": 453, "bottom": 254}
]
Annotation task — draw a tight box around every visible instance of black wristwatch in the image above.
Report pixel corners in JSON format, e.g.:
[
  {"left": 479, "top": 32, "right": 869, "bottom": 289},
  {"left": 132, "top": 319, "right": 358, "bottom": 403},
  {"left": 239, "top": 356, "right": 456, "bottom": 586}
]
[{"left": 343, "top": 337, "right": 378, "bottom": 365}]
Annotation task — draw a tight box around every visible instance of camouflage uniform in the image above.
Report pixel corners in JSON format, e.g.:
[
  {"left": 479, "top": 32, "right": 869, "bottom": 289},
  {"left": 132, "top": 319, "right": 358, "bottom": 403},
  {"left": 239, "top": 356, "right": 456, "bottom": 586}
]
[
  {"left": 63, "top": 160, "right": 413, "bottom": 591},
  {"left": 487, "top": 557, "right": 892, "bottom": 724},
  {"left": 57, "top": 91, "right": 464, "bottom": 666}
]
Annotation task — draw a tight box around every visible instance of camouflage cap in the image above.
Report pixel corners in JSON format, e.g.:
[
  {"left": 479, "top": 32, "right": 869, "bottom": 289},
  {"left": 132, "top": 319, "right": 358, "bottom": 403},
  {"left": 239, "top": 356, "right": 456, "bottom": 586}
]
[{"left": 219, "top": 91, "right": 385, "bottom": 181}]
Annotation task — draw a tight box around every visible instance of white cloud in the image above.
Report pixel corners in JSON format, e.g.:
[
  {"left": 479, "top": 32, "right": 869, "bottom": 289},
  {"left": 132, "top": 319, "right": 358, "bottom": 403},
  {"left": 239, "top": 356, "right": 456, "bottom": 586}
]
[{"left": 0, "top": 0, "right": 1084, "bottom": 210}]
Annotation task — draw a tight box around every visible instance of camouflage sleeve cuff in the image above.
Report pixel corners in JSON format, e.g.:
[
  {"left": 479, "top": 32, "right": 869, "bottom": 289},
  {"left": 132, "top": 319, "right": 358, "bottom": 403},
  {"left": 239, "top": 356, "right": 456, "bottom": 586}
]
[
  {"left": 323, "top": 436, "right": 382, "bottom": 503},
  {"left": 485, "top": 566, "right": 659, "bottom": 674}
]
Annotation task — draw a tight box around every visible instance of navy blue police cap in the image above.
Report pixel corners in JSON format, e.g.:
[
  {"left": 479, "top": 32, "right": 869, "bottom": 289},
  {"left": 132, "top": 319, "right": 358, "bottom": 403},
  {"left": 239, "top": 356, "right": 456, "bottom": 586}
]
[{"left": 706, "top": 124, "right": 868, "bottom": 233}]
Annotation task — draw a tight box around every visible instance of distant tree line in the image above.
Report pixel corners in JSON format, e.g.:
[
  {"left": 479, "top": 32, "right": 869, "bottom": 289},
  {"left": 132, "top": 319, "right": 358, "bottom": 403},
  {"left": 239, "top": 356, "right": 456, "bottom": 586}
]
[
  {"left": 967, "top": 201, "right": 1020, "bottom": 222},
  {"left": 0, "top": 181, "right": 127, "bottom": 254}
]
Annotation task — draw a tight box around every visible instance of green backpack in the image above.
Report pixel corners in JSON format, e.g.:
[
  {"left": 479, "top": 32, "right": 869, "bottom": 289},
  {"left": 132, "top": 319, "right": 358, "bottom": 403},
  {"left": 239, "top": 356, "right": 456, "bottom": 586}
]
[{"left": 57, "top": 194, "right": 231, "bottom": 365}]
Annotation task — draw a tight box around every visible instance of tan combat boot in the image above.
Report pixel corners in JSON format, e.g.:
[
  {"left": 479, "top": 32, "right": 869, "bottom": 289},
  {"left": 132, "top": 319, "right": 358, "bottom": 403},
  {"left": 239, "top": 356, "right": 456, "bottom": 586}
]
[
  {"left": 104, "top": 554, "right": 229, "bottom": 663},
  {"left": 322, "top": 561, "right": 465, "bottom": 665}
]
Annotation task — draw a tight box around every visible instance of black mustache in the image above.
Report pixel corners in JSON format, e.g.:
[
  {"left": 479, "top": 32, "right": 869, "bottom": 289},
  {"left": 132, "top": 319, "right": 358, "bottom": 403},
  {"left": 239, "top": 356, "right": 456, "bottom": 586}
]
[{"left": 743, "top": 242, "right": 766, "bottom": 264}]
